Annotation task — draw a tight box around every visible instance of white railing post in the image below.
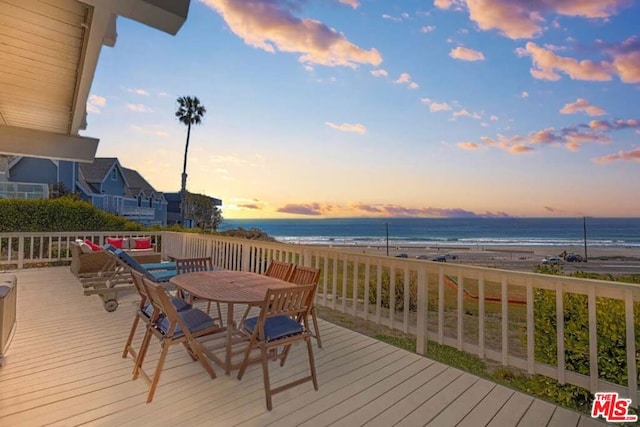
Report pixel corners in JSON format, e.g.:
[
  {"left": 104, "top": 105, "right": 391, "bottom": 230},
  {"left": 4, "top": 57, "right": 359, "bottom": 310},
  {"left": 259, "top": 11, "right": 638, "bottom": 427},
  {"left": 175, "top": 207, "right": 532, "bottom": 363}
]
[
  {"left": 416, "top": 266, "right": 428, "bottom": 355},
  {"left": 17, "top": 236, "right": 24, "bottom": 269}
]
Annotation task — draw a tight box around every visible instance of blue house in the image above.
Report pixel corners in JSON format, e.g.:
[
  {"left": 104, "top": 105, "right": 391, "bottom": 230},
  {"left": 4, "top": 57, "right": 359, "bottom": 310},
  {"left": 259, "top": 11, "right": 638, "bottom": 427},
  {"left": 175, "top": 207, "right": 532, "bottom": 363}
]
[
  {"left": 3, "top": 156, "right": 168, "bottom": 226},
  {"left": 164, "top": 192, "right": 222, "bottom": 227}
]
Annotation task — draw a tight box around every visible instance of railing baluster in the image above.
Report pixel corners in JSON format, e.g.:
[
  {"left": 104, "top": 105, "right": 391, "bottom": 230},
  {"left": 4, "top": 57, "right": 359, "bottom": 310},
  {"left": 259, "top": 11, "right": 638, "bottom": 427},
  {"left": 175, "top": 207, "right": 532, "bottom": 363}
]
[
  {"left": 364, "top": 259, "right": 370, "bottom": 321},
  {"left": 556, "top": 280, "right": 565, "bottom": 384},
  {"left": 527, "top": 278, "right": 534, "bottom": 374},
  {"left": 501, "top": 275, "right": 508, "bottom": 366},
  {"left": 403, "top": 265, "right": 410, "bottom": 333},
  {"left": 625, "top": 289, "right": 637, "bottom": 406},
  {"left": 438, "top": 267, "right": 444, "bottom": 345},
  {"left": 457, "top": 270, "right": 463, "bottom": 351},
  {"left": 588, "top": 285, "right": 598, "bottom": 393},
  {"left": 332, "top": 255, "right": 338, "bottom": 310},
  {"left": 323, "top": 254, "right": 328, "bottom": 305},
  {"left": 389, "top": 263, "right": 396, "bottom": 330},
  {"left": 416, "top": 266, "right": 427, "bottom": 355},
  {"left": 376, "top": 264, "right": 382, "bottom": 323},
  {"left": 352, "top": 257, "right": 358, "bottom": 317},
  {"left": 342, "top": 254, "right": 348, "bottom": 313},
  {"left": 478, "top": 273, "right": 485, "bottom": 359}
]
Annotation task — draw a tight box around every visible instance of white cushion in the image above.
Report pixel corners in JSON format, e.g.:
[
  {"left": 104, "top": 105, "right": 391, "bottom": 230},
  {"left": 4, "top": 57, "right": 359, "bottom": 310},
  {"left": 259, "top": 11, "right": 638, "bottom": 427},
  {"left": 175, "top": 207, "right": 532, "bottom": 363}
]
[{"left": 79, "top": 242, "right": 93, "bottom": 254}]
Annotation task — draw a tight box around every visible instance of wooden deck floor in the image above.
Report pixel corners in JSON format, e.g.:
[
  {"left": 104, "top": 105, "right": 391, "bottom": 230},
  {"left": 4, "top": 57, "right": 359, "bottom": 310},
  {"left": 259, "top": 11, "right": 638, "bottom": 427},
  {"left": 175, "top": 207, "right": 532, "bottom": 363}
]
[{"left": 0, "top": 267, "right": 603, "bottom": 426}]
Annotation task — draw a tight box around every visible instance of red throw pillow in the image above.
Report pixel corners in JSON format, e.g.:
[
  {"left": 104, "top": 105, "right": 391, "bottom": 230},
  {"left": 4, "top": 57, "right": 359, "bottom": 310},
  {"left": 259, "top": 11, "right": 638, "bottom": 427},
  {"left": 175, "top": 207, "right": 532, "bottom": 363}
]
[
  {"left": 134, "top": 238, "right": 152, "bottom": 250},
  {"left": 84, "top": 239, "right": 102, "bottom": 251},
  {"left": 106, "top": 237, "right": 124, "bottom": 249}
]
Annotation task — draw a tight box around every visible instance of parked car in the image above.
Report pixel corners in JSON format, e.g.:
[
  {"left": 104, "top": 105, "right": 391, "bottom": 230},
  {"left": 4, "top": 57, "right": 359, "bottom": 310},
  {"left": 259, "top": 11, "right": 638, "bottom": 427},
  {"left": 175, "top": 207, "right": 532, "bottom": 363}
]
[
  {"left": 565, "top": 253, "right": 584, "bottom": 262},
  {"left": 542, "top": 256, "right": 563, "bottom": 265},
  {"left": 416, "top": 255, "right": 428, "bottom": 260},
  {"left": 432, "top": 255, "right": 447, "bottom": 262},
  {"left": 395, "top": 253, "right": 408, "bottom": 258}
]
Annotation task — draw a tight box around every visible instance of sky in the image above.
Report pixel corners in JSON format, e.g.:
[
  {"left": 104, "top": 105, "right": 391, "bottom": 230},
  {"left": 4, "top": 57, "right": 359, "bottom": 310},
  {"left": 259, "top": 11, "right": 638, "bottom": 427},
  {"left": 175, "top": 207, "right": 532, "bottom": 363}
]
[{"left": 84, "top": 0, "right": 640, "bottom": 219}]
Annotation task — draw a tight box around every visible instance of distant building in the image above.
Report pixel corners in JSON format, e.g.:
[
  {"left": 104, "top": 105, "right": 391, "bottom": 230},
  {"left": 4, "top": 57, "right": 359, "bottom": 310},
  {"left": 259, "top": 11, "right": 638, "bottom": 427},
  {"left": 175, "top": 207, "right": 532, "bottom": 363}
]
[
  {"left": 164, "top": 192, "right": 222, "bottom": 227},
  {"left": 2, "top": 156, "right": 168, "bottom": 226}
]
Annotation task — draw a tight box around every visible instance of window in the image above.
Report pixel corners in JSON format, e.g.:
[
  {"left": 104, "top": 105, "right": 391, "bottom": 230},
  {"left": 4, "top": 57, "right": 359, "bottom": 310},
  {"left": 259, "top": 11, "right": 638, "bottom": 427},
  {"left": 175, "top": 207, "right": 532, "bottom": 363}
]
[{"left": 111, "top": 168, "right": 117, "bottom": 181}]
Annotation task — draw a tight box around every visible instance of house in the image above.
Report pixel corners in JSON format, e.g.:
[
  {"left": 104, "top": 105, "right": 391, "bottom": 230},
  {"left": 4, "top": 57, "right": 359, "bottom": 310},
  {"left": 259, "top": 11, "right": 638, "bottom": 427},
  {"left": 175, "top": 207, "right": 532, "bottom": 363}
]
[
  {"left": 0, "top": 0, "right": 191, "bottom": 163},
  {"left": 4, "top": 156, "right": 167, "bottom": 226},
  {"left": 164, "top": 192, "right": 222, "bottom": 227}
]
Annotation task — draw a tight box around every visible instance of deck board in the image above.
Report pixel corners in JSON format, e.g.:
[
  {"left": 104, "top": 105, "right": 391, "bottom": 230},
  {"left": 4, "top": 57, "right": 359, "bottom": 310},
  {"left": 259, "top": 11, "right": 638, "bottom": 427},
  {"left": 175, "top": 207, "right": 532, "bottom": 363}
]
[{"left": 0, "top": 267, "right": 602, "bottom": 426}]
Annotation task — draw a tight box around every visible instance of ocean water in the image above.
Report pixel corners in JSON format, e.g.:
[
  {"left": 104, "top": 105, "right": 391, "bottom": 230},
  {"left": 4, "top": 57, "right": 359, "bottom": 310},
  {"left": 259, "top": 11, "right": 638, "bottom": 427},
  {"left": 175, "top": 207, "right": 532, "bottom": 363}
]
[{"left": 220, "top": 217, "right": 640, "bottom": 248}]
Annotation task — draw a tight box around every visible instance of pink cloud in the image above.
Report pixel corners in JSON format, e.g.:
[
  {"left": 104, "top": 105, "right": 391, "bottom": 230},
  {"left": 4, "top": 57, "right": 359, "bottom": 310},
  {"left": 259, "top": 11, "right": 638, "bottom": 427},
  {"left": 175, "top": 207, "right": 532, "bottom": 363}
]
[
  {"left": 524, "top": 42, "right": 612, "bottom": 81},
  {"left": 449, "top": 46, "right": 485, "bottom": 61},
  {"left": 457, "top": 142, "right": 481, "bottom": 150},
  {"left": 421, "top": 98, "right": 452, "bottom": 112},
  {"left": 560, "top": 98, "right": 606, "bottom": 116},
  {"left": 337, "top": 0, "right": 359, "bottom": 9},
  {"left": 238, "top": 203, "right": 262, "bottom": 210},
  {"left": 370, "top": 69, "right": 388, "bottom": 77},
  {"left": 612, "top": 50, "right": 640, "bottom": 83},
  {"left": 202, "top": 0, "right": 382, "bottom": 68},
  {"left": 325, "top": 121, "right": 367, "bottom": 134},
  {"left": 277, "top": 203, "right": 328, "bottom": 215},
  {"left": 352, "top": 203, "right": 509, "bottom": 218},
  {"left": 594, "top": 148, "right": 640, "bottom": 163},
  {"left": 449, "top": 0, "right": 629, "bottom": 40}
]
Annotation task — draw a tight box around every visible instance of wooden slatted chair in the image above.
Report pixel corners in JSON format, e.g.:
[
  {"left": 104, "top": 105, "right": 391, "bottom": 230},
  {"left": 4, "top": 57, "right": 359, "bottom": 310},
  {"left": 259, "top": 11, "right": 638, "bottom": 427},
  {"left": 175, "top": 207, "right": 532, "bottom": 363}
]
[
  {"left": 239, "top": 260, "right": 295, "bottom": 326},
  {"left": 175, "top": 257, "right": 224, "bottom": 326},
  {"left": 236, "top": 285, "right": 319, "bottom": 410},
  {"left": 121, "top": 270, "right": 191, "bottom": 364},
  {"left": 288, "top": 265, "right": 323, "bottom": 348},
  {"left": 133, "top": 277, "right": 223, "bottom": 403}
]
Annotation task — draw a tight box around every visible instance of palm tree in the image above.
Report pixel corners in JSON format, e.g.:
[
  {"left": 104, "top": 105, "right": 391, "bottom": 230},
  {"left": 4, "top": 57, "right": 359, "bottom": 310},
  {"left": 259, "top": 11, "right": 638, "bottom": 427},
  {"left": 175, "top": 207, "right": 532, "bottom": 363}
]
[{"left": 175, "top": 96, "right": 206, "bottom": 224}]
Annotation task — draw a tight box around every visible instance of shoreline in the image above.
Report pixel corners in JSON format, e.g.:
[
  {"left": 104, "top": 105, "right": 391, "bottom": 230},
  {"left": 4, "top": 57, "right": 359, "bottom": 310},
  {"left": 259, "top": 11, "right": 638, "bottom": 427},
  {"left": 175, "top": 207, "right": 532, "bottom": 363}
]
[{"left": 294, "top": 242, "right": 640, "bottom": 275}]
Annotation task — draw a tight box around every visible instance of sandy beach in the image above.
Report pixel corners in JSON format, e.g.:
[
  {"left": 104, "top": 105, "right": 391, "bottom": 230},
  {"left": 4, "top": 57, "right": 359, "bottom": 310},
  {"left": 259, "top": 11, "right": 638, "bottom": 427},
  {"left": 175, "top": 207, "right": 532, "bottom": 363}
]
[{"left": 323, "top": 244, "right": 640, "bottom": 275}]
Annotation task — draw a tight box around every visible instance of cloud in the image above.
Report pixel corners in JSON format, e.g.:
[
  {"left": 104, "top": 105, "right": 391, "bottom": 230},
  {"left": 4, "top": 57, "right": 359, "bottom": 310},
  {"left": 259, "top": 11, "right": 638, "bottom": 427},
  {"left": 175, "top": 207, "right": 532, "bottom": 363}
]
[
  {"left": 442, "top": 0, "right": 629, "bottom": 40},
  {"left": 325, "top": 121, "right": 367, "bottom": 134},
  {"left": 453, "top": 109, "right": 481, "bottom": 119},
  {"left": 421, "top": 98, "right": 452, "bottom": 112},
  {"left": 490, "top": 115, "right": 499, "bottom": 121},
  {"left": 277, "top": 203, "right": 327, "bottom": 216},
  {"left": 126, "top": 103, "right": 153, "bottom": 113},
  {"left": 560, "top": 98, "right": 606, "bottom": 116},
  {"left": 611, "top": 39, "right": 640, "bottom": 83},
  {"left": 338, "top": 0, "right": 359, "bottom": 9},
  {"left": 128, "top": 88, "right": 149, "bottom": 96},
  {"left": 457, "top": 142, "right": 481, "bottom": 150},
  {"left": 87, "top": 94, "right": 106, "bottom": 113},
  {"left": 449, "top": 46, "right": 485, "bottom": 61},
  {"left": 129, "top": 125, "right": 169, "bottom": 137},
  {"left": 201, "top": 0, "right": 382, "bottom": 68},
  {"left": 351, "top": 203, "right": 510, "bottom": 218},
  {"left": 521, "top": 91, "right": 529, "bottom": 98},
  {"left": 370, "top": 69, "right": 388, "bottom": 77},
  {"left": 394, "top": 72, "right": 419, "bottom": 89},
  {"left": 594, "top": 148, "right": 640, "bottom": 163},
  {"left": 382, "top": 14, "right": 402, "bottom": 23},
  {"left": 462, "top": 118, "right": 640, "bottom": 154},
  {"left": 420, "top": 25, "right": 436, "bottom": 33},
  {"left": 524, "top": 42, "right": 612, "bottom": 82},
  {"left": 238, "top": 203, "right": 262, "bottom": 210}
]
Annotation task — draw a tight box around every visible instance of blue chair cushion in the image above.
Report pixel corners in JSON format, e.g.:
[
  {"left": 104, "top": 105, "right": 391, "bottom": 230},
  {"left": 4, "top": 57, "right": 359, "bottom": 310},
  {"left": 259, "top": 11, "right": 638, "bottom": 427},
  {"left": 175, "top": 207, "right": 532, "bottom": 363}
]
[
  {"left": 243, "top": 315, "right": 304, "bottom": 342},
  {"left": 141, "top": 262, "right": 177, "bottom": 271},
  {"left": 114, "top": 249, "right": 146, "bottom": 273},
  {"left": 142, "top": 297, "right": 191, "bottom": 318},
  {"left": 148, "top": 269, "right": 177, "bottom": 282},
  {"left": 157, "top": 308, "right": 216, "bottom": 338}
]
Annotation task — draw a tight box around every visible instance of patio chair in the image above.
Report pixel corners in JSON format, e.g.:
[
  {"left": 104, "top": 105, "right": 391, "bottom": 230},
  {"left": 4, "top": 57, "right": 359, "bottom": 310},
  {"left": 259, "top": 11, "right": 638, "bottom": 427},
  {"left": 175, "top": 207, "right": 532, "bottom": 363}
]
[
  {"left": 236, "top": 285, "right": 319, "bottom": 410},
  {"left": 239, "top": 260, "right": 295, "bottom": 326},
  {"left": 288, "top": 265, "right": 323, "bottom": 348},
  {"left": 121, "top": 270, "right": 192, "bottom": 364},
  {"left": 133, "top": 277, "right": 223, "bottom": 403},
  {"left": 175, "top": 257, "right": 224, "bottom": 326},
  {"left": 80, "top": 245, "right": 177, "bottom": 312}
]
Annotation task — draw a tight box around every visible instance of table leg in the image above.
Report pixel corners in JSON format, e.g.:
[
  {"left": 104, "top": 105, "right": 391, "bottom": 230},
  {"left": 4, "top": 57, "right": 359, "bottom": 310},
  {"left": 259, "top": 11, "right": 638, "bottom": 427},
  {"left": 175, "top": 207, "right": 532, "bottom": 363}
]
[{"left": 225, "top": 302, "right": 234, "bottom": 375}]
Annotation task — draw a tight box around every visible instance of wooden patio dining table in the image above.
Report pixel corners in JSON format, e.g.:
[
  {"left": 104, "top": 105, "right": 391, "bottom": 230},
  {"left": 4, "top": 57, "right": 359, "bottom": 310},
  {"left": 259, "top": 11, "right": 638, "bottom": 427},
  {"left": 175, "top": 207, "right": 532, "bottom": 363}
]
[{"left": 169, "top": 270, "right": 293, "bottom": 375}]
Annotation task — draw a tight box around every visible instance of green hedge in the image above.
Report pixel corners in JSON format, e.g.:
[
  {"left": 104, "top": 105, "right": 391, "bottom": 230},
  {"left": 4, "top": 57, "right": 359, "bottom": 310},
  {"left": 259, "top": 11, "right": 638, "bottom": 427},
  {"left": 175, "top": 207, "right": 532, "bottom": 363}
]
[{"left": 0, "top": 198, "right": 143, "bottom": 232}]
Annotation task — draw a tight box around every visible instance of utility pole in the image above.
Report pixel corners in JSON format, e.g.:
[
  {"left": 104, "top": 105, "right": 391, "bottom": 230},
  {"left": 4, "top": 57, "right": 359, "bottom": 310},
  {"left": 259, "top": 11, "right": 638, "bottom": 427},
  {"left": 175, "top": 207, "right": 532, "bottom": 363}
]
[
  {"left": 385, "top": 222, "right": 389, "bottom": 256},
  {"left": 583, "top": 216, "right": 588, "bottom": 262}
]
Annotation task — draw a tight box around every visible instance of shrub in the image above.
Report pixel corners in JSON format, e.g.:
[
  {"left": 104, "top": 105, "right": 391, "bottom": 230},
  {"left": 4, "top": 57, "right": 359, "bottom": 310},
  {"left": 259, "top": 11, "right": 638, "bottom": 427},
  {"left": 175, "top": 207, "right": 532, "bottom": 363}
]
[{"left": 0, "top": 197, "right": 143, "bottom": 232}]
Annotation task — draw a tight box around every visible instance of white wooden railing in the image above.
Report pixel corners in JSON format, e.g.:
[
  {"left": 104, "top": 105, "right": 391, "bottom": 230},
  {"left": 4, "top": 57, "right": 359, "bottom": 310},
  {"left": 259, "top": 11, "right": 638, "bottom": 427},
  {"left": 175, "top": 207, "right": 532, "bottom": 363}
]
[
  {"left": 2, "top": 230, "right": 639, "bottom": 406},
  {"left": 0, "top": 231, "right": 163, "bottom": 268}
]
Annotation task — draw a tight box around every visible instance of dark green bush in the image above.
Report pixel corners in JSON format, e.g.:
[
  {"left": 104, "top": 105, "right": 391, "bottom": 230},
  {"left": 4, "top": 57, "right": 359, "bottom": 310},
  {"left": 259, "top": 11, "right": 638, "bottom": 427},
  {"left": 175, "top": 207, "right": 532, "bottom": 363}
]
[
  {"left": 0, "top": 197, "right": 143, "bottom": 232},
  {"left": 368, "top": 269, "right": 418, "bottom": 312}
]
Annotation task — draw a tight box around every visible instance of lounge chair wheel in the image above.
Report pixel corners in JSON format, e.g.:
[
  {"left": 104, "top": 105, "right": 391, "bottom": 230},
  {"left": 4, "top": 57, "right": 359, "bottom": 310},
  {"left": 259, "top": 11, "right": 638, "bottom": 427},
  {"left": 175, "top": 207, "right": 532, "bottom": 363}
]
[{"left": 104, "top": 299, "right": 119, "bottom": 312}]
